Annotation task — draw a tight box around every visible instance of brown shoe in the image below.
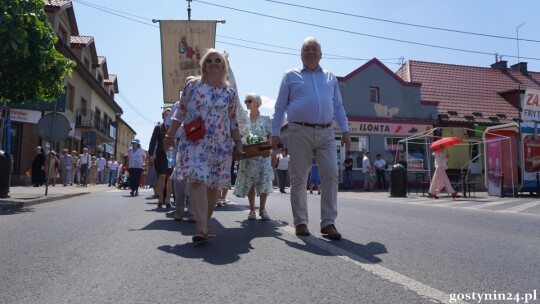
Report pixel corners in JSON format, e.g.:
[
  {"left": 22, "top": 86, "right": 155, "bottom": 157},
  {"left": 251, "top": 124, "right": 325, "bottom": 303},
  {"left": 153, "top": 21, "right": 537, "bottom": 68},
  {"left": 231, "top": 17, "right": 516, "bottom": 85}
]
[
  {"left": 295, "top": 224, "right": 310, "bottom": 236},
  {"left": 321, "top": 224, "right": 342, "bottom": 240},
  {"left": 173, "top": 211, "right": 183, "bottom": 221}
]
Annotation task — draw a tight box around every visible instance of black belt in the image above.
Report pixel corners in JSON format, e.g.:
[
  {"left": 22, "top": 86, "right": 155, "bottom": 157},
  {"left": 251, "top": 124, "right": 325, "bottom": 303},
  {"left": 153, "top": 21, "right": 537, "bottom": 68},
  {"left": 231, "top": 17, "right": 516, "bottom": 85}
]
[{"left": 291, "top": 122, "right": 332, "bottom": 129}]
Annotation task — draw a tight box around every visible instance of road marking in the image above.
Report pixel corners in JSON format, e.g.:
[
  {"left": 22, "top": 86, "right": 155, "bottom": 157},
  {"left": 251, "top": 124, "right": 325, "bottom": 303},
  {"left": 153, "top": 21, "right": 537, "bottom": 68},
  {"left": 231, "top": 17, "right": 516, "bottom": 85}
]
[
  {"left": 501, "top": 202, "right": 540, "bottom": 213},
  {"left": 475, "top": 199, "right": 521, "bottom": 209},
  {"left": 280, "top": 225, "right": 466, "bottom": 304}
]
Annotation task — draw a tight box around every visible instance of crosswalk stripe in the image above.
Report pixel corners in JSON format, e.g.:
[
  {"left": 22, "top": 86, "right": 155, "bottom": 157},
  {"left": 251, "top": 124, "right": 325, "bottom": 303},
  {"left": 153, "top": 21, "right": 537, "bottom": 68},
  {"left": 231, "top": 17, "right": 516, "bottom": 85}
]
[
  {"left": 476, "top": 199, "right": 521, "bottom": 209},
  {"left": 502, "top": 202, "right": 540, "bottom": 213}
]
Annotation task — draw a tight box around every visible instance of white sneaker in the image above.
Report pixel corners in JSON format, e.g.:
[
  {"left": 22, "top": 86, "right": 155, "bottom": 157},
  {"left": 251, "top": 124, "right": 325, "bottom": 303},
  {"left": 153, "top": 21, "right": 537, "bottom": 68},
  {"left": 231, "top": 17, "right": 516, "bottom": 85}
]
[
  {"left": 259, "top": 210, "right": 270, "bottom": 221},
  {"left": 248, "top": 210, "right": 257, "bottom": 220}
]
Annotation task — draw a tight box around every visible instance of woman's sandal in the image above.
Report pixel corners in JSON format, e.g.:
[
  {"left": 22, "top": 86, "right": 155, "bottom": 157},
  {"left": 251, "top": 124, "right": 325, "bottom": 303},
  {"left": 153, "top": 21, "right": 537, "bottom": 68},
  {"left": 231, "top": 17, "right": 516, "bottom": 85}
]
[
  {"left": 428, "top": 193, "right": 439, "bottom": 199},
  {"left": 192, "top": 230, "right": 208, "bottom": 242},
  {"left": 452, "top": 193, "right": 461, "bottom": 200}
]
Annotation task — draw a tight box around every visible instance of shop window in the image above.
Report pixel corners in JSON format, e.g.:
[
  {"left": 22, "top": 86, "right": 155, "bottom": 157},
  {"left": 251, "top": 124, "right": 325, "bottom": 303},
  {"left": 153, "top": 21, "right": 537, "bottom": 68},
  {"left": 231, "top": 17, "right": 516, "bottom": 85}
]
[
  {"left": 336, "top": 135, "right": 368, "bottom": 169},
  {"left": 369, "top": 87, "right": 379, "bottom": 103},
  {"left": 386, "top": 137, "right": 429, "bottom": 171}
]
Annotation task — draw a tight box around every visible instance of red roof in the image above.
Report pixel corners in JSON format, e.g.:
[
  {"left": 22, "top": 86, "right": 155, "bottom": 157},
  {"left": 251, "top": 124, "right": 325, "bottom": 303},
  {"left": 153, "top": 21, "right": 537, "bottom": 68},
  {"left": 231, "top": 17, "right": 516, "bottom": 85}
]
[
  {"left": 70, "top": 35, "right": 93, "bottom": 46},
  {"left": 396, "top": 60, "right": 540, "bottom": 124},
  {"left": 44, "top": 0, "right": 72, "bottom": 8}
]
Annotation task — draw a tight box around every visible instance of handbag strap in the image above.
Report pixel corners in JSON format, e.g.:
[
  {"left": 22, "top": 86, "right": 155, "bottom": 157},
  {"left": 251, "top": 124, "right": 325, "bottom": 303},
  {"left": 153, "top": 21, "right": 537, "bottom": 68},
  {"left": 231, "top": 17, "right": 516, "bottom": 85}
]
[{"left": 183, "top": 80, "right": 235, "bottom": 122}]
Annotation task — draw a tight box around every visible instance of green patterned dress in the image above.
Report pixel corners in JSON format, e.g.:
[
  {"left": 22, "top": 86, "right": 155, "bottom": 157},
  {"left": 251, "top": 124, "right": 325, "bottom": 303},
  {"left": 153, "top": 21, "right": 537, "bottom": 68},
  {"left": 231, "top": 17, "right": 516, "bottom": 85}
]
[{"left": 233, "top": 115, "right": 273, "bottom": 197}]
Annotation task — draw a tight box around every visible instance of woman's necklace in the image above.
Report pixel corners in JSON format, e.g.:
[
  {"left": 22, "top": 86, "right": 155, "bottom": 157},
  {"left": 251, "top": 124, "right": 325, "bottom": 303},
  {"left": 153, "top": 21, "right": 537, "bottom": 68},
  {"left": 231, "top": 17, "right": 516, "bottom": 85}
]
[{"left": 250, "top": 111, "right": 259, "bottom": 123}]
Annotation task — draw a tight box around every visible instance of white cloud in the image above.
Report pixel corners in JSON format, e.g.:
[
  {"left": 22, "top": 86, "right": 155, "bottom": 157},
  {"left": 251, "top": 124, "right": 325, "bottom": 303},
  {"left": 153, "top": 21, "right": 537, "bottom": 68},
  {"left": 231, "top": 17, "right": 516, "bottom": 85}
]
[{"left": 260, "top": 95, "right": 276, "bottom": 117}]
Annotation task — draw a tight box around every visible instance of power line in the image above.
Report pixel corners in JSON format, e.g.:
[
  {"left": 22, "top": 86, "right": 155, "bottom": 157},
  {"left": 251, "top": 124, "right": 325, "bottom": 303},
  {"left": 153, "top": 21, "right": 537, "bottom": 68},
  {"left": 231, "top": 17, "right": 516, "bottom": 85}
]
[
  {"left": 73, "top": 0, "right": 158, "bottom": 28},
  {"left": 71, "top": 0, "right": 389, "bottom": 61},
  {"left": 194, "top": 0, "right": 540, "bottom": 62},
  {"left": 264, "top": 0, "right": 540, "bottom": 44},
  {"left": 118, "top": 92, "right": 154, "bottom": 124}
]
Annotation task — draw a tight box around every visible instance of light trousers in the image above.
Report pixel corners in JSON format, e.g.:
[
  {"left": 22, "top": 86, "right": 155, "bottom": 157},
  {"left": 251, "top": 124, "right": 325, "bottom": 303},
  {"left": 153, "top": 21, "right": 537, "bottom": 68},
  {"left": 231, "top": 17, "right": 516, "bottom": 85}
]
[
  {"left": 174, "top": 178, "right": 192, "bottom": 216},
  {"left": 287, "top": 123, "right": 338, "bottom": 228},
  {"left": 429, "top": 166, "right": 455, "bottom": 195}
]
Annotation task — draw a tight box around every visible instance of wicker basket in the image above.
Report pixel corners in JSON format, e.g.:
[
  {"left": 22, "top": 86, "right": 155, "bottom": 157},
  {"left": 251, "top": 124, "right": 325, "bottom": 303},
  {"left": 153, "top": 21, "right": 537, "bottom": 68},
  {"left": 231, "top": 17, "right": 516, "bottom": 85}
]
[{"left": 233, "top": 141, "right": 271, "bottom": 161}]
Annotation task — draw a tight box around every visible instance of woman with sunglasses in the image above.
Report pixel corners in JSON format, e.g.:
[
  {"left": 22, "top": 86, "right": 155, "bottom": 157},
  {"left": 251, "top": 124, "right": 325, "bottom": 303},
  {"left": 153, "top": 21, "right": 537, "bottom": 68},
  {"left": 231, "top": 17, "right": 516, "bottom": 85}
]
[
  {"left": 164, "top": 49, "right": 243, "bottom": 242},
  {"left": 233, "top": 93, "right": 273, "bottom": 221}
]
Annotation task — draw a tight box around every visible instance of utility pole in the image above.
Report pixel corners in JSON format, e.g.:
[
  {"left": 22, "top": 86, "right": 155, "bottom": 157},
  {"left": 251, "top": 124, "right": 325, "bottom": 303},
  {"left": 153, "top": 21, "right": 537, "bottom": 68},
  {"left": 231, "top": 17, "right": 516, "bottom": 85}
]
[
  {"left": 187, "top": 0, "right": 192, "bottom": 20},
  {"left": 516, "top": 23, "right": 526, "bottom": 63}
]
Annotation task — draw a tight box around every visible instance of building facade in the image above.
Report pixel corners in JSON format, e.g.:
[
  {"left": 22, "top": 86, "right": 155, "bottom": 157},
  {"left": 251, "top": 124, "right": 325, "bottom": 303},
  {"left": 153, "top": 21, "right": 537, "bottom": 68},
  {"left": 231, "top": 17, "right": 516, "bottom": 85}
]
[{"left": 6, "top": 1, "right": 137, "bottom": 185}]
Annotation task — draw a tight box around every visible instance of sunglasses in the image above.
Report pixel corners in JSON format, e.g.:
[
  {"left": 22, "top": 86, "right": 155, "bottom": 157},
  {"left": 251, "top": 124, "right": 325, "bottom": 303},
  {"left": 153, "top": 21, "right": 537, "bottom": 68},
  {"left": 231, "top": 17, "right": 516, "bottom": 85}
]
[
  {"left": 244, "top": 99, "right": 253, "bottom": 104},
  {"left": 205, "top": 57, "right": 223, "bottom": 64}
]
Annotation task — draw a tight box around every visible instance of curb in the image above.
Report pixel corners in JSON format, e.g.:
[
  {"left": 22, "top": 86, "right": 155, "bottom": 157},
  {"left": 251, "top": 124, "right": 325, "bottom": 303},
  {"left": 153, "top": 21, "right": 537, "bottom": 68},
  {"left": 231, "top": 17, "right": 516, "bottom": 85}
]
[{"left": 0, "top": 192, "right": 90, "bottom": 212}]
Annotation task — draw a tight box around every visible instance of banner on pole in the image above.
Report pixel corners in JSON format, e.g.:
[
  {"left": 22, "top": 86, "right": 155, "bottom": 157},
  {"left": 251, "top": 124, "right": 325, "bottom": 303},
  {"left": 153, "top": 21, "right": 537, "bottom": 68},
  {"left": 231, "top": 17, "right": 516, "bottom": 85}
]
[{"left": 158, "top": 20, "right": 216, "bottom": 103}]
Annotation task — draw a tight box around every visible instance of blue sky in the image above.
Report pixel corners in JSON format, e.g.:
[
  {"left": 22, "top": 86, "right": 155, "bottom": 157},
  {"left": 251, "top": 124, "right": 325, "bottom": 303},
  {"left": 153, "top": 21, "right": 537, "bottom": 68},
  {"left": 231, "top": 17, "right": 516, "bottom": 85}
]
[{"left": 72, "top": 0, "right": 540, "bottom": 149}]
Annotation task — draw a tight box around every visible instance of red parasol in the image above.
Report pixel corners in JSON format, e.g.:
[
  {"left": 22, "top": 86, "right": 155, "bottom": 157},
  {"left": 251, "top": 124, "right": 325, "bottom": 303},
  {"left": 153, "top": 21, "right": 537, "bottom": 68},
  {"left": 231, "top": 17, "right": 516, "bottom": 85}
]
[{"left": 430, "top": 137, "right": 462, "bottom": 150}]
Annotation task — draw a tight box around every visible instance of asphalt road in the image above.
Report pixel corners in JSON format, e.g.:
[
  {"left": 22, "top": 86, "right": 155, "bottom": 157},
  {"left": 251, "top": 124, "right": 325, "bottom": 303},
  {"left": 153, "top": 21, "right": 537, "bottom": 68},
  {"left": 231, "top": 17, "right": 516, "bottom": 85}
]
[{"left": 1, "top": 187, "right": 539, "bottom": 304}]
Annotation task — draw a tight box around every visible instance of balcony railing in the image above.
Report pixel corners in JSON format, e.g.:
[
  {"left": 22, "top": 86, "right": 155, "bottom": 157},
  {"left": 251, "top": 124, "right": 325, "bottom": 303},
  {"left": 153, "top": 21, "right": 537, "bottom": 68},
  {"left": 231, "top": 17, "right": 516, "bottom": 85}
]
[{"left": 76, "top": 109, "right": 112, "bottom": 138}]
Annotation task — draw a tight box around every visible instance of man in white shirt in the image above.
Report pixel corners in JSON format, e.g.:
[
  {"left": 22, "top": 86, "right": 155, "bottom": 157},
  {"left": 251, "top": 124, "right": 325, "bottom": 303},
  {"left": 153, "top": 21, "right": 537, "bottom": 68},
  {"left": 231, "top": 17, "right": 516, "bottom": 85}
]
[
  {"left": 362, "top": 151, "right": 372, "bottom": 191},
  {"left": 373, "top": 154, "right": 387, "bottom": 190},
  {"left": 96, "top": 155, "right": 107, "bottom": 184},
  {"left": 79, "top": 148, "right": 90, "bottom": 186},
  {"left": 106, "top": 156, "right": 119, "bottom": 187}
]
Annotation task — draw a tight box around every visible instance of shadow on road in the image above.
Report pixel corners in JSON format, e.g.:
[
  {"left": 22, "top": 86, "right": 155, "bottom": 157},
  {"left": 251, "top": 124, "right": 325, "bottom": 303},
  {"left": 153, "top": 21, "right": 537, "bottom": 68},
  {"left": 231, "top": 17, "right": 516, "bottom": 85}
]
[
  {"left": 277, "top": 235, "right": 387, "bottom": 264},
  {"left": 157, "top": 219, "right": 286, "bottom": 265},
  {"left": 0, "top": 206, "right": 35, "bottom": 216}
]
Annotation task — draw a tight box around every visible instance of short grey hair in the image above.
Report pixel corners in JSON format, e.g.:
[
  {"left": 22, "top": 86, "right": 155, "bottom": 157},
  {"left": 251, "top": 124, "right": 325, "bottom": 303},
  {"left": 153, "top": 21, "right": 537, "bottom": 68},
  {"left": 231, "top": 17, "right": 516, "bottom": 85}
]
[
  {"left": 301, "top": 37, "right": 321, "bottom": 52},
  {"left": 245, "top": 93, "right": 262, "bottom": 107}
]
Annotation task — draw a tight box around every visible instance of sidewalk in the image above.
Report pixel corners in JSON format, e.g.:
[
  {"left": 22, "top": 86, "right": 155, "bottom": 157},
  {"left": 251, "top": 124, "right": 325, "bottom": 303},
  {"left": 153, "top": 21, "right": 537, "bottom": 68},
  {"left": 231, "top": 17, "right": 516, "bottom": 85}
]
[
  {"left": 0, "top": 184, "right": 111, "bottom": 211},
  {"left": 1, "top": 184, "right": 493, "bottom": 212}
]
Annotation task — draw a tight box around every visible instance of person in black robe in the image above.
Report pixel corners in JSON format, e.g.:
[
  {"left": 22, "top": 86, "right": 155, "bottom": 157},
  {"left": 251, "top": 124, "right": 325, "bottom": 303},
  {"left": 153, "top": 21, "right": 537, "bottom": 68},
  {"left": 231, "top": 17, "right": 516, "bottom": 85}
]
[{"left": 31, "top": 146, "right": 46, "bottom": 187}]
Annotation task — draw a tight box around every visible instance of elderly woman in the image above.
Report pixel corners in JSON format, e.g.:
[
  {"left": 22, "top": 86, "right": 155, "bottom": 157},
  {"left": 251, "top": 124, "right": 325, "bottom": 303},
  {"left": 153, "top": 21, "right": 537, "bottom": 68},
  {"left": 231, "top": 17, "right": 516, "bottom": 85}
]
[
  {"left": 128, "top": 138, "right": 145, "bottom": 196},
  {"left": 233, "top": 93, "right": 273, "bottom": 220},
  {"left": 164, "top": 48, "right": 243, "bottom": 242},
  {"left": 428, "top": 145, "right": 461, "bottom": 199}
]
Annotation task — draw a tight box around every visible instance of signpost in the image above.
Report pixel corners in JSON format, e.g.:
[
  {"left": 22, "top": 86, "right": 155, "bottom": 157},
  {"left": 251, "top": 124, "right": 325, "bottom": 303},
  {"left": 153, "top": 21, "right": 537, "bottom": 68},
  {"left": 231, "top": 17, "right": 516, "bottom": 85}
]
[{"left": 37, "top": 112, "right": 71, "bottom": 195}]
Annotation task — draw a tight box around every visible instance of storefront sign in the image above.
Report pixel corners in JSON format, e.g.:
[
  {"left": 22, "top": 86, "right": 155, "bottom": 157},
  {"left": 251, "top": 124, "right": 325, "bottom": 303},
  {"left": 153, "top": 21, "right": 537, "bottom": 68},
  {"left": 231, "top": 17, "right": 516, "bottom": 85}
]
[
  {"left": 334, "top": 121, "right": 432, "bottom": 136},
  {"left": 10, "top": 109, "right": 41, "bottom": 124},
  {"left": 522, "top": 89, "right": 540, "bottom": 122}
]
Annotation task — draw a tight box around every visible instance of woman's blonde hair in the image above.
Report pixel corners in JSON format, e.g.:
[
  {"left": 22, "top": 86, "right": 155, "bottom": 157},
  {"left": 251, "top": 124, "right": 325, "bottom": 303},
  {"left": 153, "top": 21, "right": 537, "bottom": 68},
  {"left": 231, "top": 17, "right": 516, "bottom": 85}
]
[{"left": 199, "top": 48, "right": 229, "bottom": 85}]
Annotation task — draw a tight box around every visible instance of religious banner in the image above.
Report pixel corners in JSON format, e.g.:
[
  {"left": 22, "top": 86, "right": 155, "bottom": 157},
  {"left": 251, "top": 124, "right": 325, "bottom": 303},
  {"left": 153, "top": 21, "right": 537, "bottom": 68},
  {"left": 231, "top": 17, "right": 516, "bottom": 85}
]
[{"left": 158, "top": 20, "right": 217, "bottom": 103}]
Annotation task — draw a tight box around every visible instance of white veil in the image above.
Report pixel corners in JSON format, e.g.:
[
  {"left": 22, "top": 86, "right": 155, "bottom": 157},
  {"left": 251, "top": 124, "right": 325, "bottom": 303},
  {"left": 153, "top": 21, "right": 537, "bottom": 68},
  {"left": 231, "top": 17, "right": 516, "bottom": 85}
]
[{"left": 225, "top": 52, "right": 250, "bottom": 137}]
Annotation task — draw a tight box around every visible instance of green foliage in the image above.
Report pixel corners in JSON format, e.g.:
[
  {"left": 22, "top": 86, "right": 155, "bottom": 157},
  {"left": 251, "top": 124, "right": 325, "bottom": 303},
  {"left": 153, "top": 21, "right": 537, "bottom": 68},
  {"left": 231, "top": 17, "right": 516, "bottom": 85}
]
[{"left": 0, "top": 0, "right": 74, "bottom": 104}]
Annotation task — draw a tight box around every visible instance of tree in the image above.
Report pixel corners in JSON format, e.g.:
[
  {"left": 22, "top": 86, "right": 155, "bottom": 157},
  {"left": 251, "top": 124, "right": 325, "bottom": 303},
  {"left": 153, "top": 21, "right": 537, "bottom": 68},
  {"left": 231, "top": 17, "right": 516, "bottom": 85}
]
[{"left": 0, "top": 0, "right": 74, "bottom": 104}]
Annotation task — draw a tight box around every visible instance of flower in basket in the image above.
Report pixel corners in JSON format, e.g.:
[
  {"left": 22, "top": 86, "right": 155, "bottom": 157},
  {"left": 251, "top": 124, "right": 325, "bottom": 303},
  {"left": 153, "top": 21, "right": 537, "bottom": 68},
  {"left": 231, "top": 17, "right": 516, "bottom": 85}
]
[{"left": 245, "top": 133, "right": 265, "bottom": 145}]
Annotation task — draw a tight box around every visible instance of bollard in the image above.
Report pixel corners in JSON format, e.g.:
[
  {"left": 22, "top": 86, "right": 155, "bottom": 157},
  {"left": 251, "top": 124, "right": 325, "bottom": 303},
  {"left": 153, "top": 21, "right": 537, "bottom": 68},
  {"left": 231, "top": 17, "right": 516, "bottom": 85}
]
[
  {"left": 0, "top": 151, "right": 12, "bottom": 198},
  {"left": 390, "top": 164, "right": 407, "bottom": 198},
  {"left": 462, "top": 172, "right": 467, "bottom": 198},
  {"left": 536, "top": 172, "right": 540, "bottom": 197},
  {"left": 500, "top": 171, "right": 505, "bottom": 198}
]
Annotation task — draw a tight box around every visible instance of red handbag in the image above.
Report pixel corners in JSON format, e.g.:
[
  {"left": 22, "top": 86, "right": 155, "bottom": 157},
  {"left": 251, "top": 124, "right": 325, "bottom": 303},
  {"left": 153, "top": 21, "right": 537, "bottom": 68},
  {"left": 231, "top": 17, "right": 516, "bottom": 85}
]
[{"left": 184, "top": 116, "right": 206, "bottom": 141}]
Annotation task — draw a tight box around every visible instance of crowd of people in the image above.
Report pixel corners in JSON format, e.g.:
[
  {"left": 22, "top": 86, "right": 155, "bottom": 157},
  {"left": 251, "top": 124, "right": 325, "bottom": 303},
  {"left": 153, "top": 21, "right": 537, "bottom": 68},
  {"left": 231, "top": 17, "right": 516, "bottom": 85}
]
[
  {"left": 158, "top": 39, "right": 352, "bottom": 242},
  {"left": 31, "top": 146, "right": 122, "bottom": 188},
  {"left": 31, "top": 37, "right": 359, "bottom": 243},
  {"left": 30, "top": 37, "right": 461, "bottom": 244}
]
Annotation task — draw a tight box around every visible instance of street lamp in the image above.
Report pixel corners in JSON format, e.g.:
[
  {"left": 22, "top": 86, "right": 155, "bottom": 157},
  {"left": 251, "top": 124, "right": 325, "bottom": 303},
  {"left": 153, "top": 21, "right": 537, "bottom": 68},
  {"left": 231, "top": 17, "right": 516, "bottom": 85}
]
[{"left": 114, "top": 112, "right": 122, "bottom": 160}]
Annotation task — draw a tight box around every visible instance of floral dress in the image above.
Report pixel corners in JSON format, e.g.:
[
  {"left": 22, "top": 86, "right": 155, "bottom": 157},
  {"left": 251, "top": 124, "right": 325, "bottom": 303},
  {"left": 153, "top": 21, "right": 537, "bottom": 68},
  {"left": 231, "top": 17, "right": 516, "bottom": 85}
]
[
  {"left": 171, "top": 81, "right": 238, "bottom": 188},
  {"left": 233, "top": 115, "right": 273, "bottom": 197}
]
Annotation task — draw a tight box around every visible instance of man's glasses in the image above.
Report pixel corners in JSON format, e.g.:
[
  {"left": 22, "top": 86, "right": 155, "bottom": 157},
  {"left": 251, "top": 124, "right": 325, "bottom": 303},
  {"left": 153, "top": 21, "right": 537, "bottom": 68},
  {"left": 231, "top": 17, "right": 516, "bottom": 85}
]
[
  {"left": 205, "top": 57, "right": 222, "bottom": 64},
  {"left": 244, "top": 99, "right": 252, "bottom": 104}
]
